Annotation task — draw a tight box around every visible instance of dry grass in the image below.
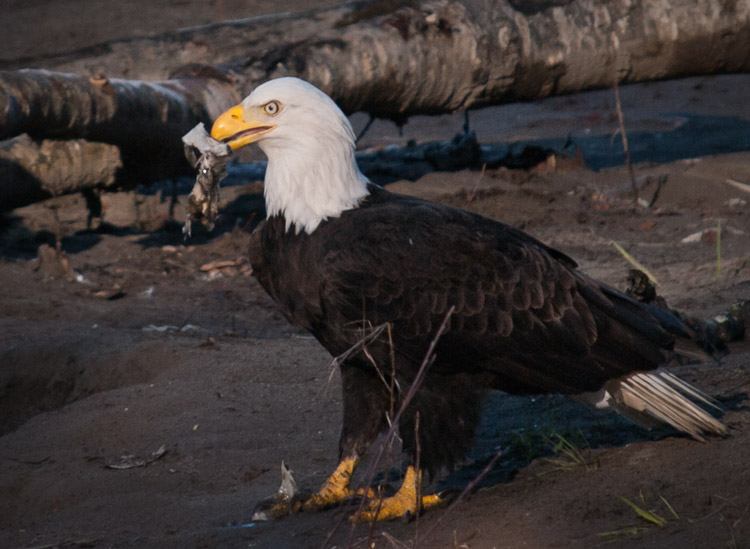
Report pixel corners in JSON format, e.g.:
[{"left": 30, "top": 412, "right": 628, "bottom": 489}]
[
  {"left": 543, "top": 431, "right": 598, "bottom": 472},
  {"left": 612, "top": 80, "right": 638, "bottom": 204},
  {"left": 611, "top": 240, "right": 660, "bottom": 286},
  {"left": 599, "top": 491, "right": 680, "bottom": 543}
]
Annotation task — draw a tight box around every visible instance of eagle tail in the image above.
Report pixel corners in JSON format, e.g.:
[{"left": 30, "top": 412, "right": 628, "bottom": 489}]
[{"left": 576, "top": 369, "right": 726, "bottom": 441}]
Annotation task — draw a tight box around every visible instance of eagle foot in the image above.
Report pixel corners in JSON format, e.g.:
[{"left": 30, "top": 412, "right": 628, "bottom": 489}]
[
  {"left": 351, "top": 466, "right": 444, "bottom": 522},
  {"left": 301, "top": 456, "right": 376, "bottom": 512},
  {"left": 301, "top": 486, "right": 377, "bottom": 512}
]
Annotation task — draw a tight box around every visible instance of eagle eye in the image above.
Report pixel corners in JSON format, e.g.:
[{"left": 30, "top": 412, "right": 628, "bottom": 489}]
[{"left": 263, "top": 100, "right": 281, "bottom": 116}]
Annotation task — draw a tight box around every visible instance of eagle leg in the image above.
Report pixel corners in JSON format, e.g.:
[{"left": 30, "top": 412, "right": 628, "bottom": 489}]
[
  {"left": 302, "top": 456, "right": 375, "bottom": 512},
  {"left": 352, "top": 465, "right": 444, "bottom": 522}
]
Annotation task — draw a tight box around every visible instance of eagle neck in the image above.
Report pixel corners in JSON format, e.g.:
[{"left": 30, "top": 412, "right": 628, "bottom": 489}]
[{"left": 261, "top": 136, "right": 370, "bottom": 235}]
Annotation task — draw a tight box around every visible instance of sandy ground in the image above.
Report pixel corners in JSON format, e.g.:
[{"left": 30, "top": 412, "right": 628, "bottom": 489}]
[{"left": 2, "top": 2, "right": 750, "bottom": 548}]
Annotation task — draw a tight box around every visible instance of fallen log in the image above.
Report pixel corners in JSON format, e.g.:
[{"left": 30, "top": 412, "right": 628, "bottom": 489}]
[
  {"left": 0, "top": 69, "right": 239, "bottom": 206},
  {"left": 0, "top": 69, "right": 239, "bottom": 150},
  {"left": 4, "top": 0, "right": 750, "bottom": 119},
  {"left": 3, "top": 0, "right": 750, "bottom": 207},
  {"left": 0, "top": 134, "right": 122, "bottom": 209}
]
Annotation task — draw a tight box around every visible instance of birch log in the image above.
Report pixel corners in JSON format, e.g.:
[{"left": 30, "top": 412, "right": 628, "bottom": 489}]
[
  {"left": 2, "top": 0, "right": 750, "bottom": 208},
  {"left": 3, "top": 0, "right": 748, "bottom": 118}
]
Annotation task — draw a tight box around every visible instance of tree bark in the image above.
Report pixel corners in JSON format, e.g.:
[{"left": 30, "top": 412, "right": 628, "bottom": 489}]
[
  {"left": 259, "top": 0, "right": 750, "bottom": 117},
  {"left": 2, "top": 0, "right": 750, "bottom": 208},
  {"left": 0, "top": 69, "right": 239, "bottom": 155},
  {"left": 3, "top": 0, "right": 749, "bottom": 117},
  {"left": 0, "top": 69, "right": 239, "bottom": 208},
  {"left": 0, "top": 134, "right": 122, "bottom": 210}
]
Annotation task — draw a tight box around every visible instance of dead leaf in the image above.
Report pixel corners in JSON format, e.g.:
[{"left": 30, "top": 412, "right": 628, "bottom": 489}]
[{"left": 199, "top": 256, "right": 250, "bottom": 277}]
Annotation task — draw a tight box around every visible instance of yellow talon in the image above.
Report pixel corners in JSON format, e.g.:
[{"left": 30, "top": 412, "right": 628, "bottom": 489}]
[
  {"left": 353, "top": 466, "right": 444, "bottom": 522},
  {"left": 303, "top": 456, "right": 363, "bottom": 511},
  {"left": 300, "top": 459, "right": 442, "bottom": 520}
]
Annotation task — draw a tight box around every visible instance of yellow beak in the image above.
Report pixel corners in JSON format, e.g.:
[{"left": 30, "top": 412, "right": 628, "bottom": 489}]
[{"left": 210, "top": 104, "right": 275, "bottom": 150}]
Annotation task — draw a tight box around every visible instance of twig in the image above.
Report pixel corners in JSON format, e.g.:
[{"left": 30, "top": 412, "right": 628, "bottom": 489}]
[
  {"left": 613, "top": 80, "right": 638, "bottom": 204},
  {"left": 725, "top": 178, "right": 750, "bottom": 194},
  {"left": 648, "top": 175, "right": 667, "bottom": 208},
  {"left": 324, "top": 312, "right": 454, "bottom": 549},
  {"left": 355, "top": 114, "right": 376, "bottom": 144},
  {"left": 364, "top": 326, "right": 399, "bottom": 548},
  {"left": 421, "top": 448, "right": 505, "bottom": 544},
  {"left": 321, "top": 322, "right": 396, "bottom": 549},
  {"left": 716, "top": 220, "right": 722, "bottom": 276},
  {"left": 381, "top": 532, "right": 412, "bottom": 549},
  {"left": 326, "top": 322, "right": 389, "bottom": 397},
  {"left": 413, "top": 411, "right": 422, "bottom": 548},
  {"left": 694, "top": 494, "right": 741, "bottom": 523},
  {"left": 387, "top": 324, "right": 397, "bottom": 420},
  {"left": 346, "top": 307, "right": 455, "bottom": 538},
  {"left": 330, "top": 322, "right": 389, "bottom": 370},
  {"left": 465, "top": 163, "right": 487, "bottom": 202}
]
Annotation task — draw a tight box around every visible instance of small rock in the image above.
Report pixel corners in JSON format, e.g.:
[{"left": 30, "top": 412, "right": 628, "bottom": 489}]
[{"left": 140, "top": 286, "right": 155, "bottom": 298}]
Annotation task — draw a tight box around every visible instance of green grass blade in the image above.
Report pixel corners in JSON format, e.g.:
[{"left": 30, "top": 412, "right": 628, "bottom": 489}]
[
  {"left": 611, "top": 240, "right": 660, "bottom": 286},
  {"left": 659, "top": 495, "right": 680, "bottom": 520},
  {"left": 620, "top": 496, "right": 667, "bottom": 527}
]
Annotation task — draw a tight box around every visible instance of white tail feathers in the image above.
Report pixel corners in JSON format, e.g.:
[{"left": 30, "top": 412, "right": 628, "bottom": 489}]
[{"left": 575, "top": 369, "right": 726, "bottom": 441}]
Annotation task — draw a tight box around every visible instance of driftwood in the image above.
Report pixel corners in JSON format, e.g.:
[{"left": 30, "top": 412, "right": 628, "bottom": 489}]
[
  {"left": 0, "top": 70, "right": 238, "bottom": 143},
  {"left": 2, "top": 0, "right": 750, "bottom": 208},
  {"left": 0, "top": 134, "right": 122, "bottom": 209},
  {"left": 4, "top": 0, "right": 750, "bottom": 116},
  {"left": 0, "top": 69, "right": 238, "bottom": 208}
]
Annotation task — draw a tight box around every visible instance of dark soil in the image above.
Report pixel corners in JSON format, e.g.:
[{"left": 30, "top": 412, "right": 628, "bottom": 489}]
[{"left": 2, "top": 2, "right": 750, "bottom": 548}]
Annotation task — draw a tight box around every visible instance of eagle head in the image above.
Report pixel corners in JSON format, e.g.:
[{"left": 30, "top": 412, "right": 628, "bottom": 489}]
[{"left": 210, "top": 77, "right": 369, "bottom": 234}]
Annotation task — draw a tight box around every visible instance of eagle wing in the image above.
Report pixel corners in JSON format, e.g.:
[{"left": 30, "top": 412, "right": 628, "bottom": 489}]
[{"left": 317, "top": 190, "right": 674, "bottom": 395}]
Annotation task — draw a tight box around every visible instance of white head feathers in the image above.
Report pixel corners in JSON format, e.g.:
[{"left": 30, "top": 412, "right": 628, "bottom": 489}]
[{"left": 239, "top": 77, "right": 370, "bottom": 234}]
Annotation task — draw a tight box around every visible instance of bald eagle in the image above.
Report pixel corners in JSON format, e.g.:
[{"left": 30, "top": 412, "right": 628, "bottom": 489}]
[{"left": 211, "top": 77, "right": 725, "bottom": 521}]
